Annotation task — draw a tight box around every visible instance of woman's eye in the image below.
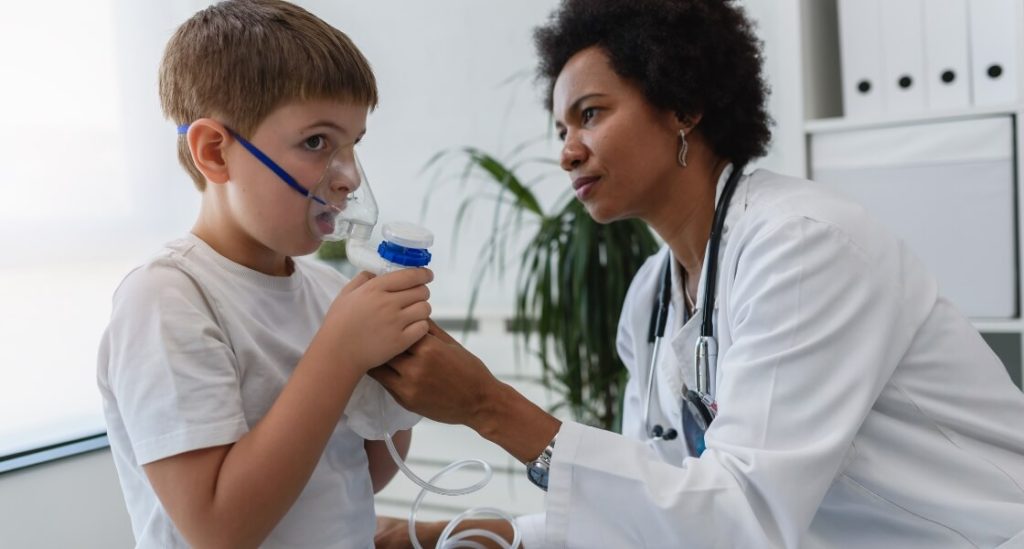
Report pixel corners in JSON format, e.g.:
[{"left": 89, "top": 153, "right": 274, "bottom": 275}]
[
  {"left": 581, "top": 107, "right": 598, "bottom": 124},
  {"left": 303, "top": 135, "right": 327, "bottom": 151}
]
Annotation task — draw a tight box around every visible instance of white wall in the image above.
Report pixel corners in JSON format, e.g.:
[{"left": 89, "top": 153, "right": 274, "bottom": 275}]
[{"left": 0, "top": 450, "right": 133, "bottom": 548}]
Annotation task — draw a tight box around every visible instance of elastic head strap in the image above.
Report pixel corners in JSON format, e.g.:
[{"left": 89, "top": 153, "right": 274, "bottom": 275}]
[{"left": 176, "top": 123, "right": 326, "bottom": 206}]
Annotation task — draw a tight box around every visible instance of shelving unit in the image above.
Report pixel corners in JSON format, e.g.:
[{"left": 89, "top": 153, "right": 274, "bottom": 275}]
[{"left": 767, "top": 0, "right": 1024, "bottom": 388}]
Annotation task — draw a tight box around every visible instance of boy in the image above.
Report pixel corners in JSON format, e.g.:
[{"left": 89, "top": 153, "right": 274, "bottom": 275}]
[{"left": 96, "top": 1, "right": 431, "bottom": 547}]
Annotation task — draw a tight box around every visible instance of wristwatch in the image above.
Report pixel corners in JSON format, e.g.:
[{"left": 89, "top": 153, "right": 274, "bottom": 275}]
[{"left": 526, "top": 435, "right": 557, "bottom": 491}]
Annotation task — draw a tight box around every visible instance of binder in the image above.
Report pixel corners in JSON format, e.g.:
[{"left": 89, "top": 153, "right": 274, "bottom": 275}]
[
  {"left": 838, "top": 0, "right": 885, "bottom": 118},
  {"left": 880, "top": 0, "right": 927, "bottom": 114},
  {"left": 923, "top": 0, "right": 971, "bottom": 110},
  {"left": 968, "top": 0, "right": 1019, "bottom": 106}
]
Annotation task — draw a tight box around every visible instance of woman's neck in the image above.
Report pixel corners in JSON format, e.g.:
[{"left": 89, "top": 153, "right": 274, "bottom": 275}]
[{"left": 646, "top": 155, "right": 729, "bottom": 288}]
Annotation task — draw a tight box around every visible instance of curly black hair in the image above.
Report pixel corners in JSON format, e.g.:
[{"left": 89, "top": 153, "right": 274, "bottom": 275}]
[{"left": 534, "top": 0, "right": 772, "bottom": 163}]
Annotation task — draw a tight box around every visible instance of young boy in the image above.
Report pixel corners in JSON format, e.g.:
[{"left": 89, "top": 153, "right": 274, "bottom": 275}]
[{"left": 96, "top": 1, "right": 431, "bottom": 547}]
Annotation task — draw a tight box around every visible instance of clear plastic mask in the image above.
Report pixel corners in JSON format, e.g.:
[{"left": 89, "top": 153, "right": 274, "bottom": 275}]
[{"left": 306, "top": 147, "right": 379, "bottom": 242}]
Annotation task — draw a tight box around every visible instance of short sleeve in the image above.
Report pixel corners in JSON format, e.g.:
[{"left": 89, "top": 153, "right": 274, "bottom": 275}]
[{"left": 104, "top": 259, "right": 248, "bottom": 465}]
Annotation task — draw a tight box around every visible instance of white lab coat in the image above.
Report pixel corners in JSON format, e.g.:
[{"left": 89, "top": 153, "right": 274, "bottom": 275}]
[{"left": 516, "top": 167, "right": 1024, "bottom": 548}]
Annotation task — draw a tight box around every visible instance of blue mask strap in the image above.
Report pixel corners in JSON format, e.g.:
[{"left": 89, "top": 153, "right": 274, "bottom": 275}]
[{"left": 177, "top": 123, "right": 327, "bottom": 206}]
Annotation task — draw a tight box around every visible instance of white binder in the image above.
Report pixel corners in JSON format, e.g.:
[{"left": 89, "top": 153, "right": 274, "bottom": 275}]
[
  {"left": 880, "top": 0, "right": 927, "bottom": 114},
  {"left": 968, "top": 0, "right": 1019, "bottom": 106},
  {"left": 923, "top": 0, "right": 971, "bottom": 110},
  {"left": 838, "top": 0, "right": 885, "bottom": 118}
]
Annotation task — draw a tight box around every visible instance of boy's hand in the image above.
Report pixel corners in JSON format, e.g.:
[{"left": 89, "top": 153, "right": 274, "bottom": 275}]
[{"left": 317, "top": 268, "right": 433, "bottom": 372}]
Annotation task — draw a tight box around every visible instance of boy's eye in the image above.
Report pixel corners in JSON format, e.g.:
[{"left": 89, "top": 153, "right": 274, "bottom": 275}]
[{"left": 303, "top": 135, "right": 327, "bottom": 151}]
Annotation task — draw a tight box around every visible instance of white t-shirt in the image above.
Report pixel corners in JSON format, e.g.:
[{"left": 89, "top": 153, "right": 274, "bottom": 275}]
[{"left": 97, "top": 234, "right": 375, "bottom": 548}]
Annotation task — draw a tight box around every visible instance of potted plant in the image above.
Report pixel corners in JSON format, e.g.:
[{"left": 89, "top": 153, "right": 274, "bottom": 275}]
[
  {"left": 316, "top": 238, "right": 354, "bottom": 277},
  {"left": 426, "top": 145, "right": 659, "bottom": 431}
]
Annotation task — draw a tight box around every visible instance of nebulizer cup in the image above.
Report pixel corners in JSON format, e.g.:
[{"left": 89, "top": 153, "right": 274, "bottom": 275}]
[{"left": 308, "top": 148, "right": 520, "bottom": 548}]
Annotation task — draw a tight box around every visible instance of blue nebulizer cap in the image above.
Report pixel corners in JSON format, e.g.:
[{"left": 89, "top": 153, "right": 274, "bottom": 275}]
[{"left": 377, "top": 222, "right": 433, "bottom": 268}]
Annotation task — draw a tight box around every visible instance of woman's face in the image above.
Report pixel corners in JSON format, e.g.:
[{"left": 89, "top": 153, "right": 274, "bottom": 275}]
[{"left": 552, "top": 46, "right": 682, "bottom": 224}]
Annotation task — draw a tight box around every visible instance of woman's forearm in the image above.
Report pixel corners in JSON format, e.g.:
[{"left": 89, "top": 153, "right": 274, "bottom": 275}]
[{"left": 470, "top": 381, "right": 562, "bottom": 463}]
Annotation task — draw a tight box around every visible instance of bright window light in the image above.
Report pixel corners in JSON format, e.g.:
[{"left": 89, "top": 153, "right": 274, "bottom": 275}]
[{"left": 0, "top": 1, "right": 198, "bottom": 459}]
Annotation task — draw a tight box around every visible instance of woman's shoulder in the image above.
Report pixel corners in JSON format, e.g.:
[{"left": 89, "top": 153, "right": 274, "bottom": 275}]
[
  {"left": 742, "top": 169, "right": 860, "bottom": 220},
  {"left": 735, "top": 168, "right": 892, "bottom": 254}
]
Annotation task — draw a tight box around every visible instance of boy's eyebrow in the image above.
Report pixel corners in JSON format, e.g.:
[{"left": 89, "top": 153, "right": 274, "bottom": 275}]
[{"left": 302, "top": 121, "right": 366, "bottom": 139}]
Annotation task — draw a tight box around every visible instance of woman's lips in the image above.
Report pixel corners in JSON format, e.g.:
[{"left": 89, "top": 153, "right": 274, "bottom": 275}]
[{"left": 573, "top": 176, "right": 600, "bottom": 200}]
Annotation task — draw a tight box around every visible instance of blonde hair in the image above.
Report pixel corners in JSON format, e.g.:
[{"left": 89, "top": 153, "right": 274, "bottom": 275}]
[{"left": 159, "top": 0, "right": 378, "bottom": 190}]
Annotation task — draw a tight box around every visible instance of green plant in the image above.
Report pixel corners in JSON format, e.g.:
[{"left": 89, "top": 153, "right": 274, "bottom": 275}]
[
  {"left": 426, "top": 146, "right": 659, "bottom": 431},
  {"left": 316, "top": 239, "right": 348, "bottom": 262}
]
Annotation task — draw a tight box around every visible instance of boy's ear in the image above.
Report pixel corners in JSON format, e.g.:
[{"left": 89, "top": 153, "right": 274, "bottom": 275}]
[{"left": 186, "top": 119, "right": 232, "bottom": 185}]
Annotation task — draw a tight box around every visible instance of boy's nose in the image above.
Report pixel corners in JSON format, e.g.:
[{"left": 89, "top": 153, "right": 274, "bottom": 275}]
[
  {"left": 329, "top": 164, "right": 361, "bottom": 194},
  {"left": 320, "top": 155, "right": 362, "bottom": 204}
]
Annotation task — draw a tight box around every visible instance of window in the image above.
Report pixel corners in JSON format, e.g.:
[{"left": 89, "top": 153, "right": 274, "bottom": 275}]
[{"left": 0, "top": 1, "right": 198, "bottom": 467}]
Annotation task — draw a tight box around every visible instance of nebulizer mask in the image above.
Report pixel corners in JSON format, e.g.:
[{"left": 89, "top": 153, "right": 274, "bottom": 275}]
[
  {"left": 308, "top": 147, "right": 434, "bottom": 277},
  {"left": 223, "top": 130, "right": 521, "bottom": 549}
]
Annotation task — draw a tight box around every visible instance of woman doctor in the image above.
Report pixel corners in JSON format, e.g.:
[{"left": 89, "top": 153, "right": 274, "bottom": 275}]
[{"left": 372, "top": 0, "right": 1024, "bottom": 547}]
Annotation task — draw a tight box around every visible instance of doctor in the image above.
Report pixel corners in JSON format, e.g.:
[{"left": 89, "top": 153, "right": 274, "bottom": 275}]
[{"left": 372, "top": 0, "right": 1024, "bottom": 547}]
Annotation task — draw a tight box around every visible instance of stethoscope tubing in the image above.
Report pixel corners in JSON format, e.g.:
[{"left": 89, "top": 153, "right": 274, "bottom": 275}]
[{"left": 645, "top": 164, "right": 745, "bottom": 442}]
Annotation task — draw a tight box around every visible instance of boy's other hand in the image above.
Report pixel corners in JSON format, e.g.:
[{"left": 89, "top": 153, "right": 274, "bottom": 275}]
[{"left": 317, "top": 268, "right": 433, "bottom": 372}]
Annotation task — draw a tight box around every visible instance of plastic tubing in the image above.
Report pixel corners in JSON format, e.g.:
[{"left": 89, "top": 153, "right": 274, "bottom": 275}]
[{"left": 384, "top": 432, "right": 522, "bottom": 549}]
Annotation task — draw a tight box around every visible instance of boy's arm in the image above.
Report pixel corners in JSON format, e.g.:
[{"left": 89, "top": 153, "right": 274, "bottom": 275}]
[
  {"left": 365, "top": 428, "right": 412, "bottom": 493},
  {"left": 143, "top": 269, "right": 432, "bottom": 549}
]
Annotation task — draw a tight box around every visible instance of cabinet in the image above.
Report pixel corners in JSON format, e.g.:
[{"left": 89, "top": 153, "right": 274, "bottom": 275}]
[{"left": 746, "top": 0, "right": 1024, "bottom": 388}]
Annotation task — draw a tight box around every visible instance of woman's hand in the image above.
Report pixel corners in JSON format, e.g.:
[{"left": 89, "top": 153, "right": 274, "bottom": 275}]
[
  {"left": 368, "top": 320, "right": 501, "bottom": 427},
  {"left": 369, "top": 320, "right": 561, "bottom": 463}
]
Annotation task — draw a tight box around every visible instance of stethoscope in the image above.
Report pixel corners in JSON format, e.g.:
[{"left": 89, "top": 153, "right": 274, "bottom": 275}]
[{"left": 643, "top": 164, "right": 745, "bottom": 448}]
